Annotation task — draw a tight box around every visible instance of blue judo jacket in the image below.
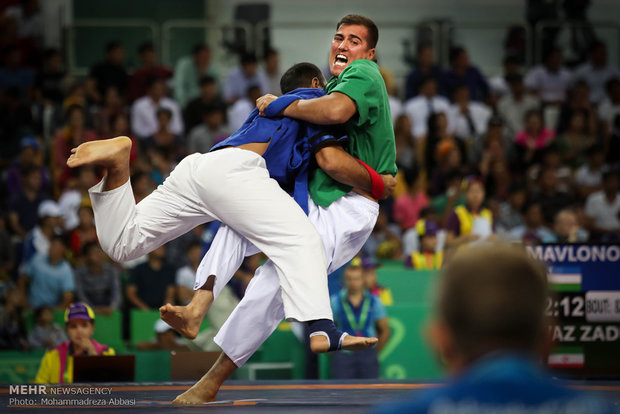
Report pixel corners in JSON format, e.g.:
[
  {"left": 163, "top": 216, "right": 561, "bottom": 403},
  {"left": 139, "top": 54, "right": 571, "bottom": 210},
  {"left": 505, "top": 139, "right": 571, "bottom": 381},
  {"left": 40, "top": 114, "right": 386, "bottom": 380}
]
[{"left": 211, "top": 88, "right": 347, "bottom": 213}]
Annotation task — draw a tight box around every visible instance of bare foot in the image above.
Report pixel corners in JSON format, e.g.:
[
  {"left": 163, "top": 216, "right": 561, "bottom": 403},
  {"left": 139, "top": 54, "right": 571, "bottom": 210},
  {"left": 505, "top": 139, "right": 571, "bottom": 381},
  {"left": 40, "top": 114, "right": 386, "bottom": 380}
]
[
  {"left": 172, "top": 381, "right": 217, "bottom": 405},
  {"left": 160, "top": 303, "right": 204, "bottom": 340},
  {"left": 310, "top": 334, "right": 378, "bottom": 353},
  {"left": 66, "top": 136, "right": 132, "bottom": 169},
  {"left": 173, "top": 351, "right": 237, "bottom": 405}
]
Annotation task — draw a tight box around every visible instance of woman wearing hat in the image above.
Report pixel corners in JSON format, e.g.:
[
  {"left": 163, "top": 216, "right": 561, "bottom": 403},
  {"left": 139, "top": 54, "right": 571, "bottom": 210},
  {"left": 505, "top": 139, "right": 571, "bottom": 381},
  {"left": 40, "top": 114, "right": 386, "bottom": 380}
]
[
  {"left": 35, "top": 303, "right": 115, "bottom": 383},
  {"left": 407, "top": 219, "right": 443, "bottom": 270},
  {"left": 445, "top": 176, "right": 493, "bottom": 249}
]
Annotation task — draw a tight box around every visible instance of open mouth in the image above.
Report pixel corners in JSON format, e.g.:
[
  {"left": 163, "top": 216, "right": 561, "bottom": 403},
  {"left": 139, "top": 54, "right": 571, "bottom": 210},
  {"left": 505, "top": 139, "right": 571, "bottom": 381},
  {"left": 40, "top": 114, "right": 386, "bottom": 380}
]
[{"left": 334, "top": 54, "right": 348, "bottom": 67}]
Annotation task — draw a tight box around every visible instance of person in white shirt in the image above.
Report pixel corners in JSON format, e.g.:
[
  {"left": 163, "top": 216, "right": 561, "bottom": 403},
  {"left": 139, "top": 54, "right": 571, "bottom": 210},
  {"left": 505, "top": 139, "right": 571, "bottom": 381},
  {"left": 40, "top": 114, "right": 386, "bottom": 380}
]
[
  {"left": 263, "top": 49, "right": 282, "bottom": 96},
  {"left": 380, "top": 67, "right": 403, "bottom": 124},
  {"left": 585, "top": 170, "right": 620, "bottom": 240},
  {"left": 488, "top": 55, "right": 521, "bottom": 99},
  {"left": 574, "top": 41, "right": 620, "bottom": 105},
  {"left": 403, "top": 76, "right": 452, "bottom": 141},
  {"left": 598, "top": 78, "right": 620, "bottom": 137},
  {"left": 575, "top": 146, "right": 607, "bottom": 199},
  {"left": 176, "top": 242, "right": 203, "bottom": 305},
  {"left": 524, "top": 47, "right": 573, "bottom": 105},
  {"left": 222, "top": 53, "right": 269, "bottom": 104},
  {"left": 449, "top": 84, "right": 491, "bottom": 143},
  {"left": 498, "top": 73, "right": 540, "bottom": 140},
  {"left": 131, "top": 77, "right": 184, "bottom": 139},
  {"left": 227, "top": 85, "right": 262, "bottom": 133}
]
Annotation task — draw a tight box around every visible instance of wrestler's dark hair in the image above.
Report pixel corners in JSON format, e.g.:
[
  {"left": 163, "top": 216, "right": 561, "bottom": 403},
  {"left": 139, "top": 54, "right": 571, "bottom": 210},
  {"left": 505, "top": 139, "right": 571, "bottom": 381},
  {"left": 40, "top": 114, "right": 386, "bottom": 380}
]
[
  {"left": 337, "top": 14, "right": 378, "bottom": 49},
  {"left": 437, "top": 245, "right": 548, "bottom": 363},
  {"left": 280, "top": 62, "right": 325, "bottom": 94}
]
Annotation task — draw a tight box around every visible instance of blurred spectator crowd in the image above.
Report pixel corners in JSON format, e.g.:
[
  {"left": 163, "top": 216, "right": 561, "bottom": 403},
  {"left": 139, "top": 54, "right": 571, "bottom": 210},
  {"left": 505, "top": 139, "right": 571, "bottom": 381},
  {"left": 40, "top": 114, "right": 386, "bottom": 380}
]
[{"left": 0, "top": 1, "right": 619, "bottom": 355}]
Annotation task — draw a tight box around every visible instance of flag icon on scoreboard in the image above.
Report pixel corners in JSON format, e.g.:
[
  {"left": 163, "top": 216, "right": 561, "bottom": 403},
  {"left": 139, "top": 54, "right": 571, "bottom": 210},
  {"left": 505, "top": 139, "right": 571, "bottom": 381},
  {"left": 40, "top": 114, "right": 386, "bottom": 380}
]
[
  {"left": 548, "top": 346, "right": 585, "bottom": 369},
  {"left": 547, "top": 266, "right": 582, "bottom": 292}
]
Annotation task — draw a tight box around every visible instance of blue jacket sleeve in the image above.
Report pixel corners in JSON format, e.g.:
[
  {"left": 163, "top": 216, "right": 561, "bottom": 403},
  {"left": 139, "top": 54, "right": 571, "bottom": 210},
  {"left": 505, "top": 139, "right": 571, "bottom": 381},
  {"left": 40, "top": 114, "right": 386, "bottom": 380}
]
[{"left": 264, "top": 94, "right": 302, "bottom": 117}]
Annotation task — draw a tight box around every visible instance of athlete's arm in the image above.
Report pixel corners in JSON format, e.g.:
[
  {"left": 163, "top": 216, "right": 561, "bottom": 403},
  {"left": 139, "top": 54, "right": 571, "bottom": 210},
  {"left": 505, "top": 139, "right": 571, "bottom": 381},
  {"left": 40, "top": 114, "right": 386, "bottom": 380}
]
[
  {"left": 258, "top": 92, "right": 357, "bottom": 125},
  {"left": 315, "top": 145, "right": 395, "bottom": 200}
]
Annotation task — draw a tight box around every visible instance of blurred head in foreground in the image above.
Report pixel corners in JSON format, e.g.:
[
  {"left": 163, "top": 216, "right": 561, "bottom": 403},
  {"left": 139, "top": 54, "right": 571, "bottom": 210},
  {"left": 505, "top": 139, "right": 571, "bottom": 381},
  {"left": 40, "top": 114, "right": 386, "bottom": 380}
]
[{"left": 428, "top": 245, "right": 548, "bottom": 373}]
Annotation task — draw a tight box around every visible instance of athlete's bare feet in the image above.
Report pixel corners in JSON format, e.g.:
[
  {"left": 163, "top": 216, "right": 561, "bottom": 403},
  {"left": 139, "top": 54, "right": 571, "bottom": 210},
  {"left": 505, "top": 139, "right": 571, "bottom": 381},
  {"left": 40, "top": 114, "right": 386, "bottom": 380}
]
[
  {"left": 310, "top": 334, "right": 378, "bottom": 353},
  {"left": 159, "top": 304, "right": 204, "bottom": 340},
  {"left": 172, "top": 381, "right": 217, "bottom": 405},
  {"left": 66, "top": 136, "right": 132, "bottom": 191},
  {"left": 159, "top": 289, "right": 213, "bottom": 340},
  {"left": 67, "top": 136, "right": 131, "bottom": 169},
  {"left": 173, "top": 352, "right": 236, "bottom": 405}
]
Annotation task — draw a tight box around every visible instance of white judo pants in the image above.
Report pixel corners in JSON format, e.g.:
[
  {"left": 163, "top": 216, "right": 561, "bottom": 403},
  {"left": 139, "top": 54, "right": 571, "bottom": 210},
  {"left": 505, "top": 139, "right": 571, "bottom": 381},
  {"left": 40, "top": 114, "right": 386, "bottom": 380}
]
[
  {"left": 88, "top": 148, "right": 331, "bottom": 322},
  {"left": 195, "top": 192, "right": 379, "bottom": 367}
]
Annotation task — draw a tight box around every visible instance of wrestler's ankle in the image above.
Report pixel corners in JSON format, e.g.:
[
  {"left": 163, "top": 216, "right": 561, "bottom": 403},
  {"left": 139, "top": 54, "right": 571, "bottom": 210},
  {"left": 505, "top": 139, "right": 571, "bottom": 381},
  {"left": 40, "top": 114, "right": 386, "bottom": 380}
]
[{"left": 308, "top": 319, "right": 345, "bottom": 352}]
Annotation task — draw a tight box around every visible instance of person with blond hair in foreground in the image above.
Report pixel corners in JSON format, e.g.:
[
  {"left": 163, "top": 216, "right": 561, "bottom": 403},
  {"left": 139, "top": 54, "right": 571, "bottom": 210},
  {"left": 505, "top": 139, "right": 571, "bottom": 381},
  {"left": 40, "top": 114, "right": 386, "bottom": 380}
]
[{"left": 373, "top": 245, "right": 614, "bottom": 414}]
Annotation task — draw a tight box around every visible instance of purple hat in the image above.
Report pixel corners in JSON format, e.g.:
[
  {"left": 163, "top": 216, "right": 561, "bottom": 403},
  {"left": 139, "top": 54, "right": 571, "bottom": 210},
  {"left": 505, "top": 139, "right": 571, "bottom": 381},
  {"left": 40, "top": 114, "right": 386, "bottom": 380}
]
[
  {"left": 64, "top": 302, "right": 95, "bottom": 323},
  {"left": 417, "top": 219, "right": 439, "bottom": 237},
  {"left": 361, "top": 256, "right": 381, "bottom": 270}
]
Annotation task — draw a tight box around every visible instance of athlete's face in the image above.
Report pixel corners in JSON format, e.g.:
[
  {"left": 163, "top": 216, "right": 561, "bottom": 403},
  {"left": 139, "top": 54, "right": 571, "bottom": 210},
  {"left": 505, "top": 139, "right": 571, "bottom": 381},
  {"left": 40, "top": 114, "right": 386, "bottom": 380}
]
[{"left": 329, "top": 24, "right": 375, "bottom": 77}]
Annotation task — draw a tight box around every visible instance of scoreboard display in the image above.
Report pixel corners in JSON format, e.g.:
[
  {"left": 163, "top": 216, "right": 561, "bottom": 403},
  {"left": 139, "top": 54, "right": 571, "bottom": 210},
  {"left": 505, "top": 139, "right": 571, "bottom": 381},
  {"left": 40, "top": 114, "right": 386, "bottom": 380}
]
[{"left": 527, "top": 244, "right": 620, "bottom": 379}]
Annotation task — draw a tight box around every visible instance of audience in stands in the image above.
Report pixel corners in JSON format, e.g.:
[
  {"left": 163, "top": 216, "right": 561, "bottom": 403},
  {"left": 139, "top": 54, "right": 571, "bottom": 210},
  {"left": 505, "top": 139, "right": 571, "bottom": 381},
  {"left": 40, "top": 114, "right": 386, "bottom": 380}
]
[
  {"left": 584, "top": 170, "right": 620, "bottom": 241},
  {"left": 126, "top": 246, "right": 175, "bottom": 311},
  {"left": 441, "top": 46, "right": 489, "bottom": 102},
  {"left": 7, "top": 165, "right": 48, "bottom": 238},
  {"left": 406, "top": 219, "right": 443, "bottom": 270},
  {"left": 183, "top": 75, "right": 223, "bottom": 132},
  {"left": 263, "top": 48, "right": 282, "bottom": 95},
  {"left": 187, "top": 103, "right": 229, "bottom": 154},
  {"left": 403, "top": 76, "right": 451, "bottom": 144},
  {"left": 136, "top": 319, "right": 190, "bottom": 351},
  {"left": 222, "top": 53, "right": 269, "bottom": 104},
  {"left": 574, "top": 41, "right": 620, "bottom": 104},
  {"left": 52, "top": 104, "right": 98, "bottom": 190},
  {"left": 28, "top": 306, "right": 67, "bottom": 350},
  {"left": 22, "top": 200, "right": 63, "bottom": 262},
  {"left": 449, "top": 83, "right": 492, "bottom": 146},
  {"left": 445, "top": 177, "right": 493, "bottom": 249},
  {"left": 404, "top": 43, "right": 443, "bottom": 100},
  {"left": 86, "top": 41, "right": 128, "bottom": 103},
  {"left": 498, "top": 73, "right": 541, "bottom": 140},
  {"left": 35, "top": 302, "right": 115, "bottom": 383},
  {"left": 524, "top": 46, "right": 573, "bottom": 105},
  {"left": 128, "top": 41, "right": 173, "bottom": 103},
  {"left": 0, "top": 288, "right": 28, "bottom": 350},
  {"left": 173, "top": 44, "right": 218, "bottom": 108},
  {"left": 19, "top": 235, "right": 74, "bottom": 309},
  {"left": 515, "top": 109, "right": 555, "bottom": 167},
  {"left": 131, "top": 76, "right": 183, "bottom": 140},
  {"left": 228, "top": 84, "right": 262, "bottom": 133},
  {"left": 393, "top": 167, "right": 429, "bottom": 231},
  {"left": 74, "top": 242, "right": 121, "bottom": 315},
  {"left": 175, "top": 242, "right": 202, "bottom": 306}
]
